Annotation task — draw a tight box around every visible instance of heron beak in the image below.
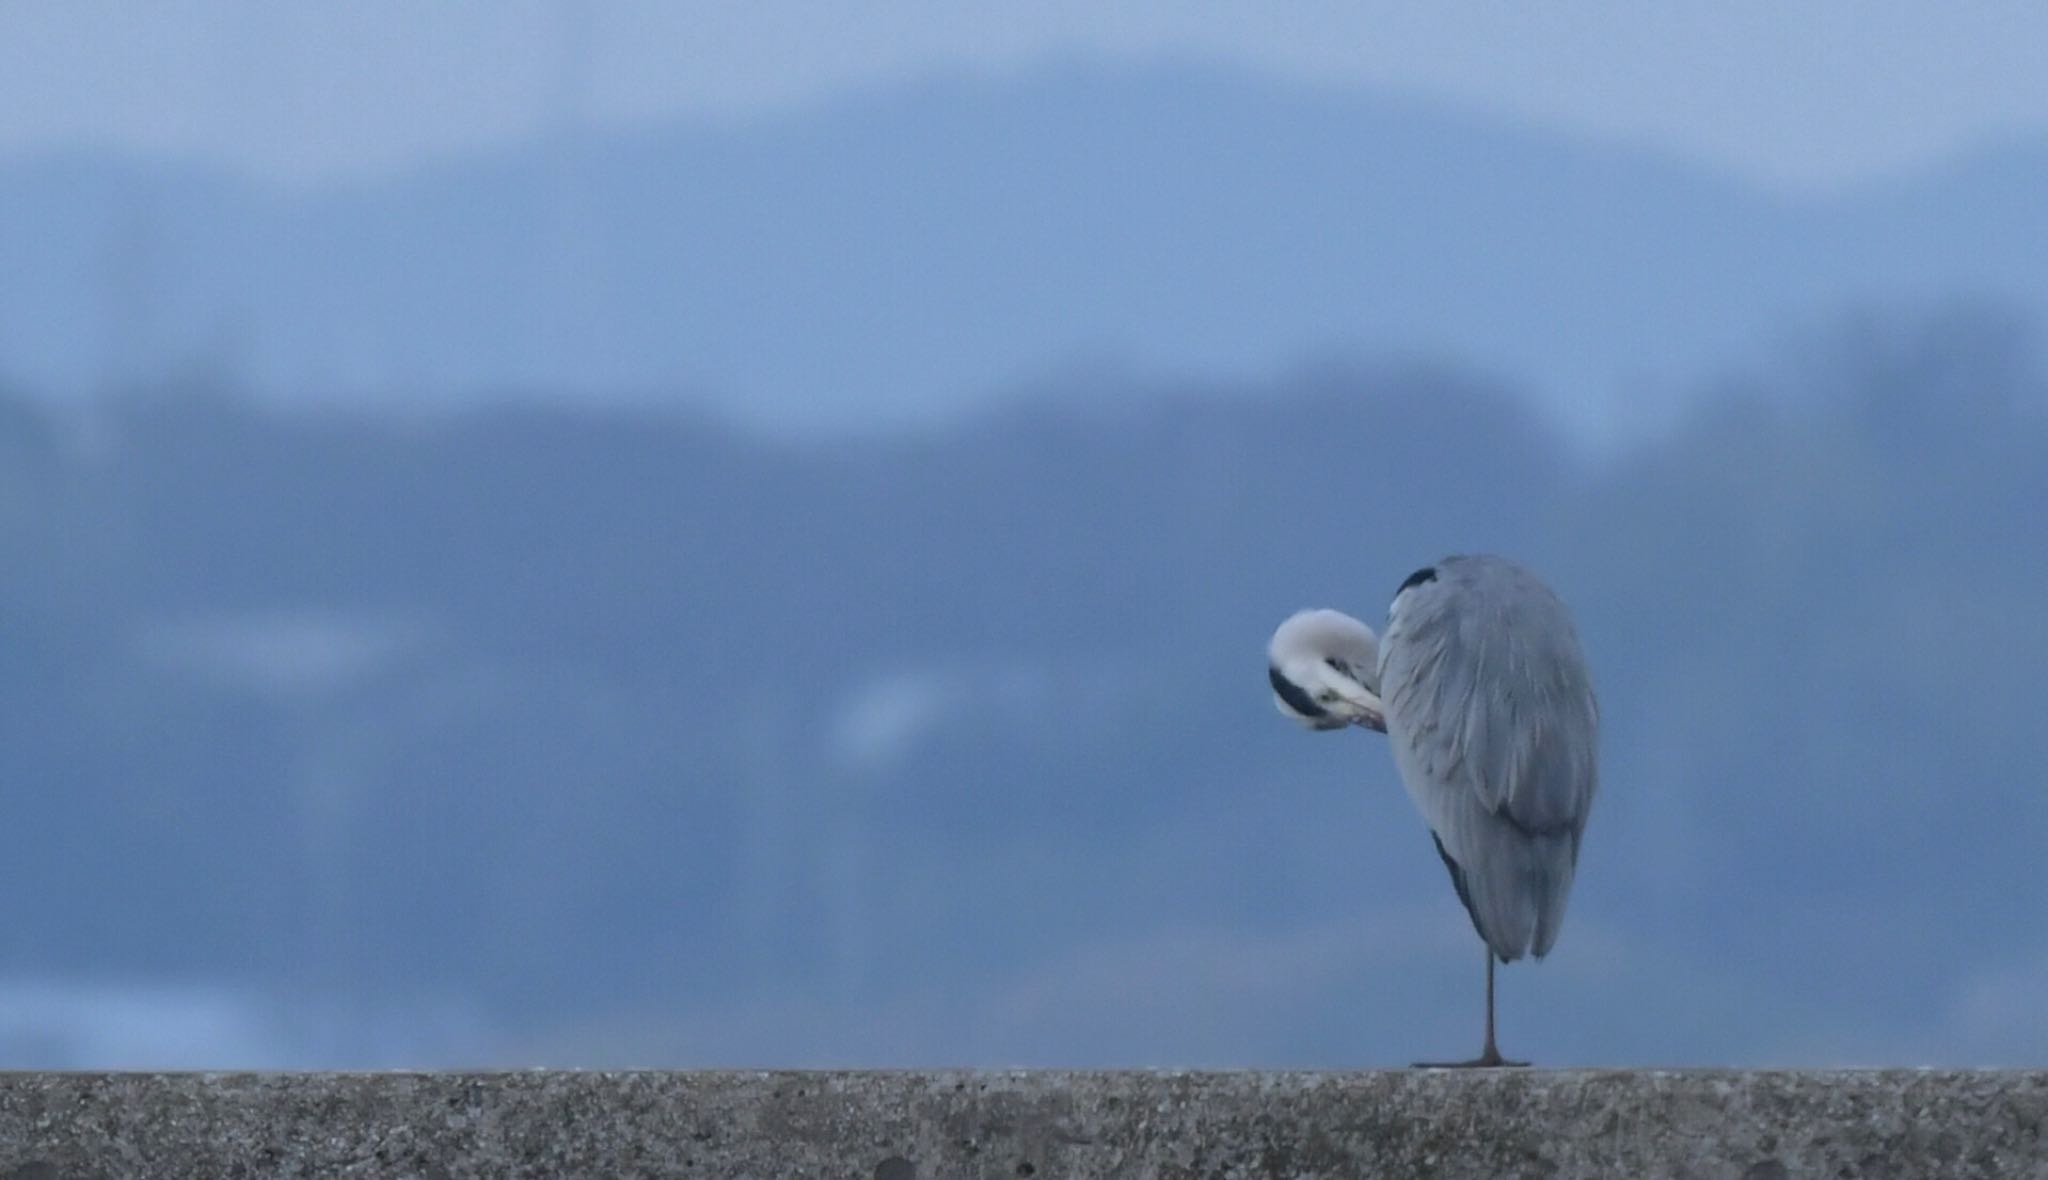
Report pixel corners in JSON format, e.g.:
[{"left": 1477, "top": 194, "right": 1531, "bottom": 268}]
[
  {"left": 1342, "top": 688, "right": 1388, "bottom": 733},
  {"left": 1327, "top": 688, "right": 1392, "bottom": 733}
]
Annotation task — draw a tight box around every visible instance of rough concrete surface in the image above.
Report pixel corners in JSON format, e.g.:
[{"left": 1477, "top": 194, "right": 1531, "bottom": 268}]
[{"left": 0, "top": 1070, "right": 2042, "bottom": 1178}]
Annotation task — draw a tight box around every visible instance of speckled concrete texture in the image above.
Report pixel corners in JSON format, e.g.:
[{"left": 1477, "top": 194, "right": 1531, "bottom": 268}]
[{"left": 0, "top": 1070, "right": 2041, "bottom": 1178}]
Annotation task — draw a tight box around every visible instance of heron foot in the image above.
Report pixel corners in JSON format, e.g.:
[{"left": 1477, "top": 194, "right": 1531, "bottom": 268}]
[{"left": 1413, "top": 1050, "right": 1529, "bottom": 1069}]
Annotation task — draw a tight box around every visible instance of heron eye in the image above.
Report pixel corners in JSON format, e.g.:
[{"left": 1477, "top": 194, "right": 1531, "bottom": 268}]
[
  {"left": 1316, "top": 689, "right": 1339, "bottom": 703},
  {"left": 1324, "top": 657, "right": 1348, "bottom": 675}
]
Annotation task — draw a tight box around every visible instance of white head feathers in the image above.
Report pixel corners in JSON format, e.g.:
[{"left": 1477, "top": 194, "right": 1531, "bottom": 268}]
[{"left": 1266, "top": 609, "right": 1386, "bottom": 731}]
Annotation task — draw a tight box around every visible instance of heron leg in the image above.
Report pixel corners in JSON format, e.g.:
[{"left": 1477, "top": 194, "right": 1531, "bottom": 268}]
[{"left": 1414, "top": 951, "right": 1529, "bottom": 1069}]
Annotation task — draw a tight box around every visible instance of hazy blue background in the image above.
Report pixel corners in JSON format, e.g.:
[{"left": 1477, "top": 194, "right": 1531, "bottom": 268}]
[{"left": 2, "top": 3, "right": 2045, "bottom": 1069}]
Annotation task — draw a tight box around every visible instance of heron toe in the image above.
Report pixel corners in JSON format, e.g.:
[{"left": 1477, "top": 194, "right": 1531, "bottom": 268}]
[{"left": 1413, "top": 1051, "right": 1530, "bottom": 1069}]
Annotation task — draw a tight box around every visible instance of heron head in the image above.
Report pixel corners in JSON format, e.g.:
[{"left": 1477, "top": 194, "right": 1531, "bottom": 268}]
[{"left": 1266, "top": 609, "right": 1387, "bottom": 732}]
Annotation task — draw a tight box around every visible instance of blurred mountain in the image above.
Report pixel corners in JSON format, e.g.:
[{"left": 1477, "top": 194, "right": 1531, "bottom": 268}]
[
  {"left": 2, "top": 63, "right": 2046, "bottom": 435},
  {"left": 2, "top": 310, "right": 2046, "bottom": 1068}
]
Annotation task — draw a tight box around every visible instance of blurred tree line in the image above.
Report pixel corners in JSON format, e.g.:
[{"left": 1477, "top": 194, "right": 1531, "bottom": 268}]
[{"left": 0, "top": 305, "right": 2040, "bottom": 1063}]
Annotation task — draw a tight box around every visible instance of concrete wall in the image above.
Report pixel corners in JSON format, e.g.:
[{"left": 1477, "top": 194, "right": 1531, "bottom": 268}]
[{"left": 0, "top": 1070, "right": 2041, "bottom": 1178}]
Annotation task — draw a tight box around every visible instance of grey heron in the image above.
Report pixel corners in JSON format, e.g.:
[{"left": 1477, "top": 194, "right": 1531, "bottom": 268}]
[{"left": 1268, "top": 554, "right": 1598, "bottom": 1067}]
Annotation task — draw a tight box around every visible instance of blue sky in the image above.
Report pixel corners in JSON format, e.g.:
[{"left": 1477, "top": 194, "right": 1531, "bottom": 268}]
[{"left": 5, "top": 1, "right": 2048, "bottom": 191}]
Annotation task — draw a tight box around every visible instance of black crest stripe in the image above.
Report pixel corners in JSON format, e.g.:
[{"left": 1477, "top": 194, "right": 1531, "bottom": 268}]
[{"left": 1268, "top": 665, "right": 1328, "bottom": 719}]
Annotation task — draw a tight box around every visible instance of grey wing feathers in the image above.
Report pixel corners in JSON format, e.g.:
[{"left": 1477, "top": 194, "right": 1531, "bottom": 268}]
[{"left": 1378, "top": 555, "right": 1599, "bottom": 961}]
